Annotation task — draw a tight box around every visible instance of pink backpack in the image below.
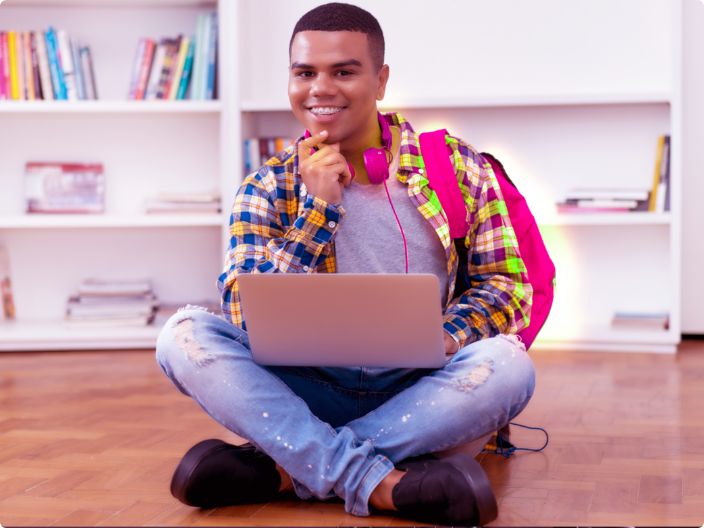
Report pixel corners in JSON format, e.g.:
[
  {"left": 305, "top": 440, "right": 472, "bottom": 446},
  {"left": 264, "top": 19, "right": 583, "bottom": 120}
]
[{"left": 419, "top": 130, "right": 555, "bottom": 349}]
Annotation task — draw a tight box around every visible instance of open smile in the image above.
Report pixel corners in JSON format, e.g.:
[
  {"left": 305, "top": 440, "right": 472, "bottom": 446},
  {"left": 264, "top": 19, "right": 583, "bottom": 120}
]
[{"left": 307, "top": 106, "right": 348, "bottom": 121}]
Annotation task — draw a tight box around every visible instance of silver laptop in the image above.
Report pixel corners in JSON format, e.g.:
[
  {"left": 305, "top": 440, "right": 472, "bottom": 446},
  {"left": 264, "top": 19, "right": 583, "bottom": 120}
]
[{"left": 237, "top": 274, "right": 446, "bottom": 368}]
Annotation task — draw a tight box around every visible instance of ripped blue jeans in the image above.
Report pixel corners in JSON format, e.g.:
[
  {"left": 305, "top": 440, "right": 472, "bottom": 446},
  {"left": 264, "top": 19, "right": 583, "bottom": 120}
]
[{"left": 155, "top": 308, "right": 535, "bottom": 517}]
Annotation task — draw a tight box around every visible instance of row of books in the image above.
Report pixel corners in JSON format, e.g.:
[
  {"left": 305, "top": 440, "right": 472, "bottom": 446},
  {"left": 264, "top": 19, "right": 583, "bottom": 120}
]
[
  {"left": 66, "top": 279, "right": 158, "bottom": 328},
  {"left": 128, "top": 13, "right": 217, "bottom": 101},
  {"left": 0, "top": 29, "right": 97, "bottom": 101},
  {"left": 556, "top": 135, "right": 671, "bottom": 214},
  {"left": 244, "top": 137, "right": 296, "bottom": 173}
]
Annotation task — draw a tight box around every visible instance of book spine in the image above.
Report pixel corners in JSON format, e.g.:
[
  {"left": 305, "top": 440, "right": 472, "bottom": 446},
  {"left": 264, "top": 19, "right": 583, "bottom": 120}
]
[
  {"left": 144, "top": 42, "right": 165, "bottom": 100},
  {"left": 155, "top": 38, "right": 178, "bottom": 99},
  {"left": 23, "top": 31, "right": 35, "bottom": 100},
  {"left": 175, "top": 38, "right": 195, "bottom": 100},
  {"left": 70, "top": 37, "right": 85, "bottom": 100},
  {"left": 128, "top": 38, "right": 146, "bottom": 99},
  {"left": 16, "top": 32, "right": 26, "bottom": 100},
  {"left": 134, "top": 39, "right": 155, "bottom": 100},
  {"left": 35, "top": 31, "right": 54, "bottom": 100},
  {"left": 663, "top": 135, "right": 671, "bottom": 212},
  {"left": 30, "top": 32, "right": 42, "bottom": 99},
  {"left": 648, "top": 135, "right": 664, "bottom": 213},
  {"left": 656, "top": 135, "right": 670, "bottom": 214},
  {"left": 161, "top": 35, "right": 182, "bottom": 99},
  {"left": 167, "top": 37, "right": 188, "bottom": 100},
  {"left": 2, "top": 33, "right": 10, "bottom": 99},
  {"left": 8, "top": 32, "right": 19, "bottom": 100},
  {"left": 57, "top": 30, "right": 78, "bottom": 101},
  {"left": 205, "top": 13, "right": 218, "bottom": 100},
  {"left": 248, "top": 138, "right": 260, "bottom": 171},
  {"left": 191, "top": 14, "right": 206, "bottom": 100},
  {"left": 46, "top": 28, "right": 67, "bottom": 100},
  {"left": 198, "top": 14, "right": 212, "bottom": 100},
  {"left": 0, "top": 32, "right": 5, "bottom": 100},
  {"left": 79, "top": 47, "right": 97, "bottom": 100}
]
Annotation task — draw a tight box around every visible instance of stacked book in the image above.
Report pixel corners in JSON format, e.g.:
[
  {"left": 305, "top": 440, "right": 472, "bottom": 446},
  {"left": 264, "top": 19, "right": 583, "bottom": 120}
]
[
  {"left": 244, "top": 137, "right": 296, "bottom": 173},
  {"left": 612, "top": 312, "right": 669, "bottom": 331},
  {"left": 0, "top": 29, "right": 97, "bottom": 101},
  {"left": 66, "top": 279, "right": 158, "bottom": 328},
  {"left": 25, "top": 162, "right": 105, "bottom": 214},
  {"left": 128, "top": 13, "right": 217, "bottom": 101},
  {"left": 0, "top": 247, "right": 16, "bottom": 322},
  {"left": 145, "top": 191, "right": 221, "bottom": 214},
  {"left": 556, "top": 188, "right": 650, "bottom": 213}
]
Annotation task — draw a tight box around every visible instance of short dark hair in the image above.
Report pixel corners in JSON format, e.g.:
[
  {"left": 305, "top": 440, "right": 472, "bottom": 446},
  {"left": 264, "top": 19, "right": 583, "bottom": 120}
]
[{"left": 289, "top": 3, "right": 385, "bottom": 73}]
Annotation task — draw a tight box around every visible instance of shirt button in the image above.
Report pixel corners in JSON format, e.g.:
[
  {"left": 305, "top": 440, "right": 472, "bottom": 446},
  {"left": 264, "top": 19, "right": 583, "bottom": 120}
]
[
  {"left": 300, "top": 189, "right": 307, "bottom": 197},
  {"left": 328, "top": 221, "right": 336, "bottom": 228},
  {"left": 419, "top": 168, "right": 424, "bottom": 174},
  {"left": 303, "top": 265, "right": 310, "bottom": 272}
]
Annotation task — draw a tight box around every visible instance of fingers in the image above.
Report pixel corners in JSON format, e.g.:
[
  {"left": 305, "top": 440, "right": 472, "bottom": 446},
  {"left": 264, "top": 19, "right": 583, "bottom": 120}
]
[{"left": 298, "top": 130, "right": 328, "bottom": 161}]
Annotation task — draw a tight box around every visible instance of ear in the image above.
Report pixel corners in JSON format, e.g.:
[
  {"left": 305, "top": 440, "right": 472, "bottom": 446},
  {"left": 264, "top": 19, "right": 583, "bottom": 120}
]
[{"left": 376, "top": 64, "right": 390, "bottom": 101}]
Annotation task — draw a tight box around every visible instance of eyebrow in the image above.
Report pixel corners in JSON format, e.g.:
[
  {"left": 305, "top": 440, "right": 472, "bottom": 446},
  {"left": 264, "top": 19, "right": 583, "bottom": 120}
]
[{"left": 290, "top": 59, "right": 363, "bottom": 70}]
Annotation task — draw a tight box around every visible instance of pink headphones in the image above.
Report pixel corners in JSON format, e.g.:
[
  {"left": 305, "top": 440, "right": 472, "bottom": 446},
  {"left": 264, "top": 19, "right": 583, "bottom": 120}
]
[{"left": 303, "top": 112, "right": 408, "bottom": 273}]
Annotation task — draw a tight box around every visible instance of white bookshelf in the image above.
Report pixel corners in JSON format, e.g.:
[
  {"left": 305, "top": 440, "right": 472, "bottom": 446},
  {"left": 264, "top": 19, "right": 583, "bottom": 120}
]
[
  {"left": 0, "top": 0, "right": 234, "bottom": 351},
  {"left": 0, "top": 0, "right": 683, "bottom": 354}
]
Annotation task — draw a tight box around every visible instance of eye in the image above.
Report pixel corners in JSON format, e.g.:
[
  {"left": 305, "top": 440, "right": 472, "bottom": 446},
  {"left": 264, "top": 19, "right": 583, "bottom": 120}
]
[
  {"left": 336, "top": 70, "right": 352, "bottom": 76},
  {"left": 295, "top": 71, "right": 314, "bottom": 78}
]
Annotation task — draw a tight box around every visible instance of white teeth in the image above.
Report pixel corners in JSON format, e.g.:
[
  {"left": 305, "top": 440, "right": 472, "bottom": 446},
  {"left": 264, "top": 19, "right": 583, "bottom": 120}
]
[{"left": 310, "top": 107, "right": 343, "bottom": 115}]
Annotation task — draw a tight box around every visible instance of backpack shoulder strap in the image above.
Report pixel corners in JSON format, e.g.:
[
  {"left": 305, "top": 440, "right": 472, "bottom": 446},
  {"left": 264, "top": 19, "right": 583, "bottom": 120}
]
[{"left": 418, "top": 130, "right": 469, "bottom": 239}]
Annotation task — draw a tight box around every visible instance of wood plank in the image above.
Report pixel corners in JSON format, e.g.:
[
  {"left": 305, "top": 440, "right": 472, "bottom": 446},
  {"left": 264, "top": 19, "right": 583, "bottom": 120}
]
[{"left": 639, "top": 474, "right": 683, "bottom": 504}]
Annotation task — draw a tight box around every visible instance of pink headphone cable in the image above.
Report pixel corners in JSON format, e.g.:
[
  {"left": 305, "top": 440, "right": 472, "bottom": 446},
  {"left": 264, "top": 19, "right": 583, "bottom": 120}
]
[{"left": 381, "top": 178, "right": 409, "bottom": 274}]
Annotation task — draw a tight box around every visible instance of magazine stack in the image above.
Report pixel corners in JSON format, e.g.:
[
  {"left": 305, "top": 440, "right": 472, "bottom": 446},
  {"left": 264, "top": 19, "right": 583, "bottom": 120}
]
[
  {"left": 145, "top": 191, "right": 221, "bottom": 214},
  {"left": 66, "top": 279, "right": 158, "bottom": 328}
]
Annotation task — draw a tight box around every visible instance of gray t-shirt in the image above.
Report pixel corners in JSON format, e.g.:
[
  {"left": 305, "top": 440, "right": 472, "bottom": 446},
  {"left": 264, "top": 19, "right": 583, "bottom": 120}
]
[{"left": 335, "top": 146, "right": 450, "bottom": 306}]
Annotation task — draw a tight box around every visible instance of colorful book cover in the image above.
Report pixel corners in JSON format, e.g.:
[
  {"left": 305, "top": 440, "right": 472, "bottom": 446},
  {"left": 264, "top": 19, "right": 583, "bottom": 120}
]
[
  {"left": 175, "top": 38, "right": 195, "bottom": 100},
  {"left": 1, "top": 33, "right": 10, "bottom": 99},
  {"left": 0, "top": 247, "right": 16, "bottom": 322},
  {"left": 70, "top": 37, "right": 85, "bottom": 100},
  {"left": 648, "top": 135, "right": 664, "bottom": 212},
  {"left": 656, "top": 135, "right": 670, "bottom": 214},
  {"left": 134, "top": 39, "right": 155, "bottom": 100},
  {"left": 25, "top": 162, "right": 105, "bottom": 214},
  {"left": 35, "top": 30, "right": 54, "bottom": 100},
  {"left": 144, "top": 41, "right": 166, "bottom": 100},
  {"left": 205, "top": 13, "right": 218, "bottom": 100},
  {"left": 23, "top": 31, "right": 35, "bottom": 100},
  {"left": 57, "top": 30, "right": 78, "bottom": 101},
  {"left": 168, "top": 37, "right": 189, "bottom": 100},
  {"left": 45, "top": 28, "right": 67, "bottom": 100},
  {"left": 15, "top": 32, "right": 26, "bottom": 100},
  {"left": 155, "top": 37, "right": 180, "bottom": 99},
  {"left": 30, "top": 32, "right": 42, "bottom": 99},
  {"left": 128, "top": 38, "right": 146, "bottom": 99},
  {"left": 8, "top": 31, "right": 19, "bottom": 99},
  {"left": 0, "top": 32, "right": 5, "bottom": 100}
]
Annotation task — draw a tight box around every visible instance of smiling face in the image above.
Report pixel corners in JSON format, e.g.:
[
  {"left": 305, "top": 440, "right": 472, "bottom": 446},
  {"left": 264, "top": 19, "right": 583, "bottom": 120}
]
[{"left": 288, "top": 30, "right": 389, "bottom": 150}]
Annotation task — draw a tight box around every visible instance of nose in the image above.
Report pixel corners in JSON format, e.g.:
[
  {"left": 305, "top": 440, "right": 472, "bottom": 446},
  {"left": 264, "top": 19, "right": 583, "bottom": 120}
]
[{"left": 310, "top": 73, "right": 337, "bottom": 98}]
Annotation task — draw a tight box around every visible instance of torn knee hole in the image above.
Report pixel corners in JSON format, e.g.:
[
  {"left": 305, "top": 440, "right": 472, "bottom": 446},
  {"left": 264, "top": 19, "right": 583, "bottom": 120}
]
[
  {"left": 173, "top": 318, "right": 213, "bottom": 365},
  {"left": 451, "top": 359, "right": 493, "bottom": 393}
]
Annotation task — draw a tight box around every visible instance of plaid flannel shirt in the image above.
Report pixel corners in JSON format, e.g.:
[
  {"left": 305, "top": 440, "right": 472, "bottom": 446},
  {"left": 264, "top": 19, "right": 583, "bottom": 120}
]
[{"left": 218, "top": 112, "right": 532, "bottom": 348}]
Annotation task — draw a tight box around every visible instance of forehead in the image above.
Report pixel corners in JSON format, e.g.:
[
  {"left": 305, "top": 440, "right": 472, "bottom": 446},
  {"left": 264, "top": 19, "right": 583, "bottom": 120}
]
[{"left": 290, "top": 31, "right": 371, "bottom": 66}]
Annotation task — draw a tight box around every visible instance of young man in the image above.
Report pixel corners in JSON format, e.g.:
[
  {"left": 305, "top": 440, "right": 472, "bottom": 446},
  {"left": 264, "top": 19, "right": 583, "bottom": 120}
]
[{"left": 156, "top": 3, "right": 535, "bottom": 525}]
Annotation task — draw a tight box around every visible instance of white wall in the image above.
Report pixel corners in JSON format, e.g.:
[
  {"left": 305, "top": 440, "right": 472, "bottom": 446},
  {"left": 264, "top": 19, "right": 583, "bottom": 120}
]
[
  {"left": 681, "top": 0, "right": 704, "bottom": 334},
  {"left": 239, "top": 0, "right": 674, "bottom": 106}
]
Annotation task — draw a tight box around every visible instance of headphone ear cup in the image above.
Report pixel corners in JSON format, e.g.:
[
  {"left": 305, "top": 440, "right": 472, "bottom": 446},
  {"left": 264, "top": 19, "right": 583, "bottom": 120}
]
[{"left": 364, "top": 147, "right": 390, "bottom": 185}]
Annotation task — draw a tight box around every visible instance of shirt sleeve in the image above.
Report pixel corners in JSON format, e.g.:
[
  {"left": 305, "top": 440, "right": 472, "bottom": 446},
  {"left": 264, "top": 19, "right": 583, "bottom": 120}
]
[
  {"left": 217, "top": 169, "right": 344, "bottom": 328},
  {"left": 442, "top": 149, "right": 533, "bottom": 348}
]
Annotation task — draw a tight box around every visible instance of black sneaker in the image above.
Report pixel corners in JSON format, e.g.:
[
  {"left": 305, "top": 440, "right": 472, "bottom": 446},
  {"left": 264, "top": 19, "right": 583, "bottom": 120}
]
[
  {"left": 392, "top": 453, "right": 498, "bottom": 526},
  {"left": 170, "top": 439, "right": 281, "bottom": 509}
]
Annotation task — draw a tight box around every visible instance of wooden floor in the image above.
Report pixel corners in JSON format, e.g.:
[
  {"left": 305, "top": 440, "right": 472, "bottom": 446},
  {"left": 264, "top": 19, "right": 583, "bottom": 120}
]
[{"left": 0, "top": 342, "right": 703, "bottom": 527}]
